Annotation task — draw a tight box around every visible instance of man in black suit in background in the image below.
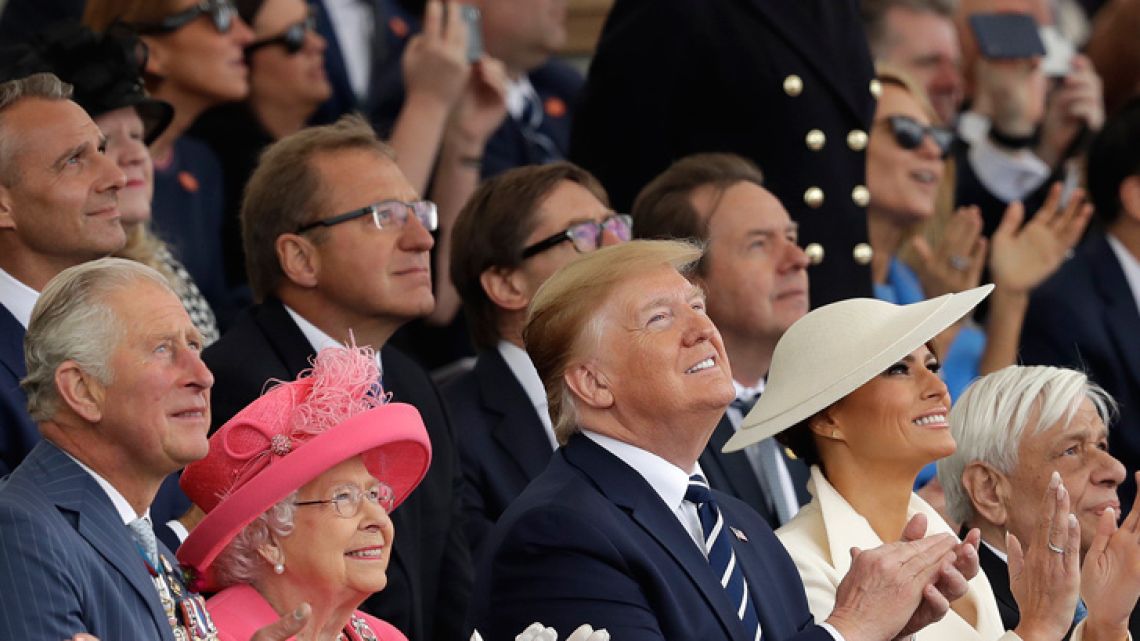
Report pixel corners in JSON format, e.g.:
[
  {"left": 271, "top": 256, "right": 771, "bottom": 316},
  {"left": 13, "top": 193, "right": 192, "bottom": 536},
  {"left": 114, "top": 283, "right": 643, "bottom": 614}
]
[
  {"left": 571, "top": 0, "right": 877, "bottom": 307},
  {"left": 444, "top": 162, "right": 627, "bottom": 555},
  {"left": 631, "top": 153, "right": 811, "bottom": 529},
  {"left": 202, "top": 114, "right": 470, "bottom": 641}
]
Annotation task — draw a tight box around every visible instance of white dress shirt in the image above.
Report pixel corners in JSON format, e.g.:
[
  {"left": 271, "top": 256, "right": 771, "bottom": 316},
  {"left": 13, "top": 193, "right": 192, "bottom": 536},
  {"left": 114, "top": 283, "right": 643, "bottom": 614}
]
[
  {"left": 505, "top": 75, "right": 540, "bottom": 121},
  {"left": 284, "top": 304, "right": 384, "bottom": 374},
  {"left": 958, "top": 110, "right": 1052, "bottom": 204},
  {"left": 496, "top": 340, "right": 557, "bottom": 449},
  {"left": 1107, "top": 233, "right": 1140, "bottom": 316},
  {"left": 0, "top": 266, "right": 39, "bottom": 328},
  {"left": 65, "top": 451, "right": 146, "bottom": 525}
]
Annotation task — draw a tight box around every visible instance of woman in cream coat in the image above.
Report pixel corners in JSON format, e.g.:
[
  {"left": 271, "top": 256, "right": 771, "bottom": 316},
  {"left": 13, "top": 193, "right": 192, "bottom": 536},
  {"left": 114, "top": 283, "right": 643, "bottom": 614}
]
[{"left": 724, "top": 287, "right": 1088, "bottom": 641}]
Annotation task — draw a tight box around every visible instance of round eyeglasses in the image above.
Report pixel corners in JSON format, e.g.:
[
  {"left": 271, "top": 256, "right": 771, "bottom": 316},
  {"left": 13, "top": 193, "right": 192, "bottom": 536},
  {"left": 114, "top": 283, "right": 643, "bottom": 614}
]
[
  {"left": 881, "top": 115, "right": 956, "bottom": 159},
  {"left": 296, "top": 200, "right": 439, "bottom": 234},
  {"left": 521, "top": 213, "right": 633, "bottom": 259},
  {"left": 293, "top": 483, "right": 395, "bottom": 518},
  {"left": 132, "top": 0, "right": 237, "bottom": 35},
  {"left": 246, "top": 14, "right": 317, "bottom": 56}
]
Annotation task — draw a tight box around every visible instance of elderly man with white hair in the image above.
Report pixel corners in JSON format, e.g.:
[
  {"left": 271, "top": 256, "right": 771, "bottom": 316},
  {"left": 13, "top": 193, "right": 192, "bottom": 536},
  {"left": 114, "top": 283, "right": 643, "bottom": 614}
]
[{"left": 938, "top": 365, "right": 1140, "bottom": 640}]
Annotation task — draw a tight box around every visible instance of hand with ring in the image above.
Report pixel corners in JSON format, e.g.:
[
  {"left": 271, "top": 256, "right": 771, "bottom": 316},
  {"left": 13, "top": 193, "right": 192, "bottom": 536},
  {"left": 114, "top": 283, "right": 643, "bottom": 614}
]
[
  {"left": 1078, "top": 470, "right": 1140, "bottom": 641},
  {"left": 907, "top": 205, "right": 987, "bottom": 299},
  {"left": 1009, "top": 471, "right": 1082, "bottom": 641}
]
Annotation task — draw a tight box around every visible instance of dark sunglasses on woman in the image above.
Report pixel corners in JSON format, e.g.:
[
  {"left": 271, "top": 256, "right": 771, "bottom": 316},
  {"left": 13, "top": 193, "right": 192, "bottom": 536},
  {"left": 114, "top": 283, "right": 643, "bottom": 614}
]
[
  {"left": 132, "top": 0, "right": 236, "bottom": 35},
  {"left": 884, "top": 115, "right": 956, "bottom": 159},
  {"left": 245, "top": 14, "right": 317, "bottom": 56}
]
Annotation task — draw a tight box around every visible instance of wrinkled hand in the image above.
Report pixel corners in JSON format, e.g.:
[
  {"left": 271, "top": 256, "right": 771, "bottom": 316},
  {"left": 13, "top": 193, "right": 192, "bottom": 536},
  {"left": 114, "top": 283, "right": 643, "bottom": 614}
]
[
  {"left": 470, "top": 623, "right": 610, "bottom": 641},
  {"left": 250, "top": 603, "right": 310, "bottom": 641},
  {"left": 989, "top": 183, "right": 1092, "bottom": 294},
  {"left": 1037, "top": 54, "right": 1104, "bottom": 167},
  {"left": 445, "top": 55, "right": 509, "bottom": 148},
  {"left": 402, "top": 0, "right": 470, "bottom": 107},
  {"left": 825, "top": 528, "right": 959, "bottom": 641},
  {"left": 1080, "top": 471, "right": 1140, "bottom": 639},
  {"left": 908, "top": 205, "right": 986, "bottom": 298},
  {"left": 1009, "top": 472, "right": 1081, "bottom": 641},
  {"left": 973, "top": 57, "right": 1047, "bottom": 136}
]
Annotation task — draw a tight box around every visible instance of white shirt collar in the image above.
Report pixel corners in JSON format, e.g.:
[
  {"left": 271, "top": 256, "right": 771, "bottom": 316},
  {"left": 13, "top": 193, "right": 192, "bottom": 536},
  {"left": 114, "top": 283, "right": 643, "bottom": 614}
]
[
  {"left": 583, "top": 430, "right": 697, "bottom": 517},
  {"left": 63, "top": 450, "right": 146, "bottom": 525},
  {"left": 981, "top": 539, "right": 1009, "bottom": 563},
  {"left": 506, "top": 75, "right": 538, "bottom": 120},
  {"left": 496, "top": 340, "right": 557, "bottom": 449},
  {"left": 0, "top": 266, "right": 40, "bottom": 328},
  {"left": 1106, "top": 233, "right": 1140, "bottom": 316},
  {"left": 283, "top": 304, "right": 384, "bottom": 374},
  {"left": 727, "top": 379, "right": 765, "bottom": 426}
]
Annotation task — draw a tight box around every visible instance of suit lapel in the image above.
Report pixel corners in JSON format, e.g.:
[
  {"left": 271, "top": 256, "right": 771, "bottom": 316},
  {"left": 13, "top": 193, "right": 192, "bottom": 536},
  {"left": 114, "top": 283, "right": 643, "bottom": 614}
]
[
  {"left": 33, "top": 443, "right": 173, "bottom": 640},
  {"left": 1090, "top": 236, "right": 1140, "bottom": 388},
  {"left": 742, "top": 0, "right": 873, "bottom": 123},
  {"left": 255, "top": 299, "right": 325, "bottom": 376},
  {"left": 701, "top": 416, "right": 777, "bottom": 526},
  {"left": 479, "top": 351, "right": 554, "bottom": 480},
  {"left": 563, "top": 436, "right": 746, "bottom": 639},
  {"left": 0, "top": 305, "right": 26, "bottom": 382}
]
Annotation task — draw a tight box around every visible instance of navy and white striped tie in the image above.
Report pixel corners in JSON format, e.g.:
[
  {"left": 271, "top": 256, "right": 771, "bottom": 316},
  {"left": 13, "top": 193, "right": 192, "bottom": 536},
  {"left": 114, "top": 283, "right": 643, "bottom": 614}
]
[{"left": 686, "top": 474, "right": 762, "bottom": 641}]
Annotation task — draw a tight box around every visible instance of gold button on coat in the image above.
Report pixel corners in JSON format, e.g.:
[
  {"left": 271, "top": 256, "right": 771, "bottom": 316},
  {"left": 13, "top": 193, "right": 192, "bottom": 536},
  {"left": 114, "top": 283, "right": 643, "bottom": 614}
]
[
  {"left": 846, "top": 129, "right": 868, "bottom": 151},
  {"left": 805, "top": 129, "right": 826, "bottom": 150},
  {"left": 852, "top": 243, "right": 874, "bottom": 265},
  {"left": 783, "top": 74, "right": 803, "bottom": 97},
  {"left": 803, "top": 187, "right": 824, "bottom": 208},
  {"left": 804, "top": 242, "right": 825, "bottom": 265},
  {"left": 869, "top": 79, "right": 882, "bottom": 98},
  {"left": 851, "top": 185, "right": 870, "bottom": 207}
]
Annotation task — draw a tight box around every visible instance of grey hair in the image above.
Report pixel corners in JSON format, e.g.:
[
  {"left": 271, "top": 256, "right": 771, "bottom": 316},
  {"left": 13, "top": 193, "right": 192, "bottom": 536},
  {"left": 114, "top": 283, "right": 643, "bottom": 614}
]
[
  {"left": 0, "top": 73, "right": 74, "bottom": 185},
  {"left": 938, "top": 365, "right": 1117, "bottom": 525},
  {"left": 22, "top": 258, "right": 172, "bottom": 422},
  {"left": 211, "top": 492, "right": 298, "bottom": 588}
]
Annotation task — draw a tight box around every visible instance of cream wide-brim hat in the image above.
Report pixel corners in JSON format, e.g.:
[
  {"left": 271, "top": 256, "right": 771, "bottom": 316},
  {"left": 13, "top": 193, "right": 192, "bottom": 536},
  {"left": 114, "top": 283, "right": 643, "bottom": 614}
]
[{"left": 723, "top": 284, "right": 993, "bottom": 452}]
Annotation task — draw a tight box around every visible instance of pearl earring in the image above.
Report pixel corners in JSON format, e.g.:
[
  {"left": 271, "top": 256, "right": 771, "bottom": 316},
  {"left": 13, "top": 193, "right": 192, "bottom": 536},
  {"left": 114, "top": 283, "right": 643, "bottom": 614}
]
[{"left": 274, "top": 562, "right": 285, "bottom": 574}]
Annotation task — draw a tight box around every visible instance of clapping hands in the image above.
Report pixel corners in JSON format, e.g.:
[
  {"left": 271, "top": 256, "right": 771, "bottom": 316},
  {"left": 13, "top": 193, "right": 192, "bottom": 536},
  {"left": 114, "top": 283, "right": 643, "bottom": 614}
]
[{"left": 470, "top": 622, "right": 611, "bottom": 641}]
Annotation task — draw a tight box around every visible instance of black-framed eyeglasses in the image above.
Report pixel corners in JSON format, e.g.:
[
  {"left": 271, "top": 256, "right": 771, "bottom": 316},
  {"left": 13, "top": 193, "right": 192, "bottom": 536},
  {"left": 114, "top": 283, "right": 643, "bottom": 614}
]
[
  {"left": 132, "top": 0, "right": 237, "bottom": 35},
  {"left": 246, "top": 14, "right": 316, "bottom": 55},
  {"left": 294, "top": 482, "right": 395, "bottom": 518},
  {"left": 882, "top": 115, "right": 956, "bottom": 159},
  {"left": 521, "top": 213, "right": 632, "bottom": 259},
  {"left": 296, "top": 199, "right": 439, "bottom": 234}
]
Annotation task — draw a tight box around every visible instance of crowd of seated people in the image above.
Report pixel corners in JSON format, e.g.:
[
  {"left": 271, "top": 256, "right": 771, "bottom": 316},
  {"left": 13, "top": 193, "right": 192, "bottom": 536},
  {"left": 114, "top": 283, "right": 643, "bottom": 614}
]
[{"left": 1, "top": 0, "right": 1139, "bottom": 639}]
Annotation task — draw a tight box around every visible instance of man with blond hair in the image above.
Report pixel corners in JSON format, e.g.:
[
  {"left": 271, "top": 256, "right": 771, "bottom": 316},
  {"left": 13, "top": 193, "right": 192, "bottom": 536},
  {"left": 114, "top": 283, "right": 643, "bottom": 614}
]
[{"left": 470, "top": 239, "right": 983, "bottom": 641}]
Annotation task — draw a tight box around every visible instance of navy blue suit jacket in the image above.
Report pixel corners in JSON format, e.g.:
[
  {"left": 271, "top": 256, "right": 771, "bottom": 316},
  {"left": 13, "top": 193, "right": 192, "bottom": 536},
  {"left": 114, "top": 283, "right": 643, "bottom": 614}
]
[
  {"left": 0, "top": 441, "right": 175, "bottom": 640},
  {"left": 1020, "top": 231, "right": 1140, "bottom": 512},
  {"left": 468, "top": 433, "right": 833, "bottom": 641},
  {"left": 442, "top": 348, "right": 554, "bottom": 556},
  {"left": 202, "top": 298, "right": 472, "bottom": 641},
  {"left": 0, "top": 303, "right": 37, "bottom": 476}
]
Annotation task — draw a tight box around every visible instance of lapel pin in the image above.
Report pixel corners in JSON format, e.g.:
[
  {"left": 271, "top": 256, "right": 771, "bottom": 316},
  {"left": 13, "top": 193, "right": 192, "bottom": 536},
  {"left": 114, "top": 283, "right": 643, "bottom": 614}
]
[{"left": 730, "top": 526, "right": 749, "bottom": 542}]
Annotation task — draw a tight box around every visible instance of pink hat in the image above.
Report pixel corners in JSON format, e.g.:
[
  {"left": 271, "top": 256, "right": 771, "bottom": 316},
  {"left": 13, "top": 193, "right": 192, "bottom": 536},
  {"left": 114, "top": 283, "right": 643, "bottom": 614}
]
[{"left": 177, "top": 345, "right": 431, "bottom": 591}]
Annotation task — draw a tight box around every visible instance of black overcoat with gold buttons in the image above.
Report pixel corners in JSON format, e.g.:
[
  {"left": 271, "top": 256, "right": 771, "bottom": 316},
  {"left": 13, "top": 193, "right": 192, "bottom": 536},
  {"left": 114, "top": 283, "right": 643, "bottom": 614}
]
[{"left": 570, "top": 0, "right": 877, "bottom": 306}]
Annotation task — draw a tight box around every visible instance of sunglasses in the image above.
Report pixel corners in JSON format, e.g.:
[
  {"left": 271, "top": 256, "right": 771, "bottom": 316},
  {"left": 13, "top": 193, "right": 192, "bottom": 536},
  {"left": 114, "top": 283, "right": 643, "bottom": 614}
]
[
  {"left": 521, "top": 214, "right": 633, "bottom": 259},
  {"left": 296, "top": 199, "right": 439, "bottom": 234},
  {"left": 132, "top": 0, "right": 236, "bottom": 35},
  {"left": 246, "top": 14, "right": 317, "bottom": 55},
  {"left": 883, "top": 115, "right": 956, "bottom": 159}
]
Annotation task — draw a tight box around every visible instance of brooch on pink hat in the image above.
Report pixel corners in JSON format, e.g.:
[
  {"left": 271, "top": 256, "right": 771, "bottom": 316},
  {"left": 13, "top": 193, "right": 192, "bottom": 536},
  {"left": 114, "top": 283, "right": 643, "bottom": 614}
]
[{"left": 177, "top": 345, "right": 431, "bottom": 591}]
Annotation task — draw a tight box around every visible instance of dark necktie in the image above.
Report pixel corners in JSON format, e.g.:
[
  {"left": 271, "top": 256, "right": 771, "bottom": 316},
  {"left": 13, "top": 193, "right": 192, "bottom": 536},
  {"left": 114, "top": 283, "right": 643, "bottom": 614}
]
[
  {"left": 731, "top": 393, "right": 795, "bottom": 524},
  {"left": 517, "top": 89, "right": 561, "bottom": 164},
  {"left": 686, "top": 474, "right": 763, "bottom": 641}
]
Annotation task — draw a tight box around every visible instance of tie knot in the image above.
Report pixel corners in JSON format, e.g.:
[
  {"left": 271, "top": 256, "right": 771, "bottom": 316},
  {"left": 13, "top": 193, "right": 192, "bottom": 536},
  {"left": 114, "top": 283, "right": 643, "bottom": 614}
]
[
  {"left": 731, "top": 393, "right": 760, "bottom": 415},
  {"left": 128, "top": 517, "right": 158, "bottom": 567},
  {"left": 685, "top": 474, "right": 713, "bottom": 506}
]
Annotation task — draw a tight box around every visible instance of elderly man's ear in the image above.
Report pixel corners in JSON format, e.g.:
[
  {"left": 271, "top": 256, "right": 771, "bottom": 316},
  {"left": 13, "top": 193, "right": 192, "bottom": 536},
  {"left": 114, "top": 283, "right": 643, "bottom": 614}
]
[
  {"left": 54, "top": 361, "right": 106, "bottom": 424},
  {"left": 0, "top": 185, "right": 14, "bottom": 230},
  {"left": 565, "top": 364, "right": 614, "bottom": 410},
  {"left": 961, "top": 462, "right": 1009, "bottom": 526},
  {"left": 480, "top": 267, "right": 530, "bottom": 312}
]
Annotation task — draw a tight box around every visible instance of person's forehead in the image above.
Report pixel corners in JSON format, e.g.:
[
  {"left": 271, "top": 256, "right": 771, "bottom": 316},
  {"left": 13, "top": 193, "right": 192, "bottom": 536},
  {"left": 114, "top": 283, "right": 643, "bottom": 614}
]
[
  {"left": 705, "top": 181, "right": 793, "bottom": 234},
  {"left": 5, "top": 98, "right": 102, "bottom": 165},
  {"left": 1025, "top": 397, "right": 1106, "bottom": 451},
  {"left": 534, "top": 180, "right": 609, "bottom": 225},
  {"left": 886, "top": 7, "right": 959, "bottom": 53},
  {"left": 311, "top": 148, "right": 416, "bottom": 211}
]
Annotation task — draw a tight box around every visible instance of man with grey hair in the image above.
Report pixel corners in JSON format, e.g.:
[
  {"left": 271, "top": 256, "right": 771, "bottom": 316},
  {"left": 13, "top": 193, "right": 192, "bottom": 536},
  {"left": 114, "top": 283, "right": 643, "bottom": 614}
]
[
  {"left": 937, "top": 365, "right": 1140, "bottom": 639},
  {"left": 0, "top": 72, "right": 126, "bottom": 476},
  {"left": 0, "top": 258, "right": 311, "bottom": 641}
]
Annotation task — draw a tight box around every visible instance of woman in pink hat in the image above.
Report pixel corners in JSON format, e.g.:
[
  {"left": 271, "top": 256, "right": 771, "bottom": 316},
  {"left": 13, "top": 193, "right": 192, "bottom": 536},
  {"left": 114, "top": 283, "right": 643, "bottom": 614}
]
[{"left": 177, "top": 345, "right": 432, "bottom": 641}]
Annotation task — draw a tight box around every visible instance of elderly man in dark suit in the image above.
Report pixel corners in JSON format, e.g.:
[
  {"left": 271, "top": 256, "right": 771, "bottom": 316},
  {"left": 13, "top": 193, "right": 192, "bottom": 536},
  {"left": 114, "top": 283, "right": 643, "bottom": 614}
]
[
  {"left": 444, "top": 162, "right": 627, "bottom": 555},
  {"left": 469, "top": 239, "right": 982, "bottom": 641},
  {"left": 201, "top": 114, "right": 470, "bottom": 641},
  {"left": 570, "top": 0, "right": 876, "bottom": 307},
  {"left": 0, "top": 258, "right": 310, "bottom": 641},
  {"left": 1019, "top": 97, "right": 1140, "bottom": 513},
  {"left": 632, "top": 153, "right": 811, "bottom": 529}
]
